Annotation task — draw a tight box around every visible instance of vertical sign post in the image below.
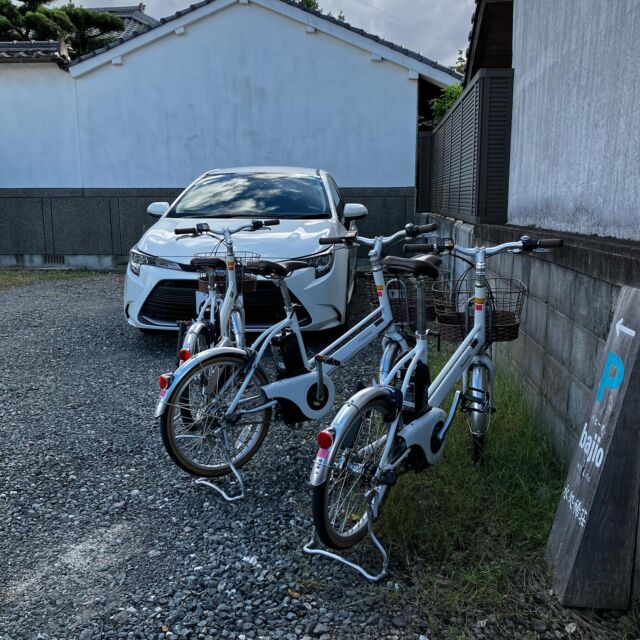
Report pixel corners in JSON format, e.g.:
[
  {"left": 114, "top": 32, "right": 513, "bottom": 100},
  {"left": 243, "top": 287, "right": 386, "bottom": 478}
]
[{"left": 546, "top": 286, "right": 640, "bottom": 609}]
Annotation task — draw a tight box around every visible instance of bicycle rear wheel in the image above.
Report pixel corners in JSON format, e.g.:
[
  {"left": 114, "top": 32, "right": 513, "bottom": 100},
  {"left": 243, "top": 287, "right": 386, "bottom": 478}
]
[
  {"left": 161, "top": 352, "right": 271, "bottom": 477},
  {"left": 312, "top": 398, "right": 392, "bottom": 550}
]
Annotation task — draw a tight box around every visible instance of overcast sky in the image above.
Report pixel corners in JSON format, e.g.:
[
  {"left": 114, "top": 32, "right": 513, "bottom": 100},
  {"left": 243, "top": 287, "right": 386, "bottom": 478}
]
[{"left": 75, "top": 0, "right": 475, "bottom": 65}]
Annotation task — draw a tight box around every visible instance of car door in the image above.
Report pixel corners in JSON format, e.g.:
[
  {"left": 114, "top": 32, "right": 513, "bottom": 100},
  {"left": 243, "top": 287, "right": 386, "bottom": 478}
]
[{"left": 327, "top": 176, "right": 357, "bottom": 298}]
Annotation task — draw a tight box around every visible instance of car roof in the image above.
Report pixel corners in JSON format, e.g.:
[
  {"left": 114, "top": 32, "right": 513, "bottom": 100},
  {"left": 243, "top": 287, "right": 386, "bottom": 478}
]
[{"left": 205, "top": 166, "right": 324, "bottom": 177}]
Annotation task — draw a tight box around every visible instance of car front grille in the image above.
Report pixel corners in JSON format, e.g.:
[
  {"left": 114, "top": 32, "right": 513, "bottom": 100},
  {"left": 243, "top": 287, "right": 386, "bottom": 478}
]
[{"left": 139, "top": 280, "right": 310, "bottom": 328}]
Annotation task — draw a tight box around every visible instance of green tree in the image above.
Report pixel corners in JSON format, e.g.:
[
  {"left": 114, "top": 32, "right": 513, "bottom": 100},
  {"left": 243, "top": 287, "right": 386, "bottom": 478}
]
[
  {"left": 0, "top": 0, "right": 123, "bottom": 59},
  {"left": 60, "top": 3, "right": 124, "bottom": 57},
  {"left": 429, "top": 49, "right": 466, "bottom": 125},
  {"left": 296, "top": 0, "right": 345, "bottom": 21}
]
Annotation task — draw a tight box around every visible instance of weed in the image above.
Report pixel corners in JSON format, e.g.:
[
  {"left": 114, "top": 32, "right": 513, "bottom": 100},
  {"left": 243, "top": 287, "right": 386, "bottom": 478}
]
[
  {"left": 0, "top": 269, "right": 96, "bottom": 289},
  {"left": 377, "top": 362, "right": 565, "bottom": 621}
]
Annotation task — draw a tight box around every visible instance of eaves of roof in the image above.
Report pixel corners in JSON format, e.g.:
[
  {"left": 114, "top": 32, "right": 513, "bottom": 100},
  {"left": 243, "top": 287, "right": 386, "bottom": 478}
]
[{"left": 0, "top": 40, "right": 70, "bottom": 65}]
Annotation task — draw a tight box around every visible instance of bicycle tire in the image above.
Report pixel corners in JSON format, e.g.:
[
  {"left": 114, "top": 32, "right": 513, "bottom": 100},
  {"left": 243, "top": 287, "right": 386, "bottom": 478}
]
[
  {"left": 312, "top": 397, "right": 392, "bottom": 550},
  {"left": 161, "top": 352, "right": 271, "bottom": 477}
]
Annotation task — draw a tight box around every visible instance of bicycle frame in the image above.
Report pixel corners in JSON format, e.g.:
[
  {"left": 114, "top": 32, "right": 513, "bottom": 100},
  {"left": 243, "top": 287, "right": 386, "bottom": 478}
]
[
  {"left": 313, "top": 240, "right": 525, "bottom": 487},
  {"left": 223, "top": 246, "right": 408, "bottom": 422},
  {"left": 181, "top": 226, "right": 253, "bottom": 355},
  {"left": 156, "top": 229, "right": 431, "bottom": 421}
]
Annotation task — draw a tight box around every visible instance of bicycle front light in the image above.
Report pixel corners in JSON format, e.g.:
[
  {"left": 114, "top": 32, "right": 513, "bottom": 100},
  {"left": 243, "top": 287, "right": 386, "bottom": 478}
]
[
  {"left": 129, "top": 248, "right": 181, "bottom": 275},
  {"left": 295, "top": 247, "right": 334, "bottom": 278}
]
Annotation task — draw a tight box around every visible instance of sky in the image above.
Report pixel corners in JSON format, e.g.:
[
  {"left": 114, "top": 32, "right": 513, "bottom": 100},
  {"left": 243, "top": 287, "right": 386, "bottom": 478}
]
[{"left": 74, "top": 0, "right": 475, "bottom": 65}]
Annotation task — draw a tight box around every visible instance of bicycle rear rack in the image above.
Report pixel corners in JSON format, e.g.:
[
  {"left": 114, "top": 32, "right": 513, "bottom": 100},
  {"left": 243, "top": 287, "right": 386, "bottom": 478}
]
[{"left": 303, "top": 489, "right": 389, "bottom": 582}]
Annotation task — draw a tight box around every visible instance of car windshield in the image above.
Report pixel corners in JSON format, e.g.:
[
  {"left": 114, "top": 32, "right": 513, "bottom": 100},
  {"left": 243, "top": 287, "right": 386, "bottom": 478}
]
[{"left": 170, "top": 172, "right": 331, "bottom": 219}]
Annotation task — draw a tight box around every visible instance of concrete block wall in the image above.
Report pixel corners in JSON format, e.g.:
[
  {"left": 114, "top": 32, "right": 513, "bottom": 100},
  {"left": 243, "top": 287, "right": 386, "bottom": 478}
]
[
  {"left": 428, "top": 213, "right": 640, "bottom": 460},
  {"left": 0, "top": 187, "right": 414, "bottom": 268}
]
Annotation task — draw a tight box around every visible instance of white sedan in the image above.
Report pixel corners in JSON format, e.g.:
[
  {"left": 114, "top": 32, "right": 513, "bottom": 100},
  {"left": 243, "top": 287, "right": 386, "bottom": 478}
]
[{"left": 123, "top": 167, "right": 366, "bottom": 332}]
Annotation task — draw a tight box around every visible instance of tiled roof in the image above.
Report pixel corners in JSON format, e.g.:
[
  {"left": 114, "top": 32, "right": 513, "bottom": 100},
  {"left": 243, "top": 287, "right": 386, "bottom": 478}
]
[
  {"left": 70, "top": 0, "right": 463, "bottom": 82},
  {"left": 88, "top": 3, "right": 160, "bottom": 39},
  {"left": 0, "top": 40, "right": 70, "bottom": 64},
  {"left": 0, "top": 5, "right": 157, "bottom": 66}
]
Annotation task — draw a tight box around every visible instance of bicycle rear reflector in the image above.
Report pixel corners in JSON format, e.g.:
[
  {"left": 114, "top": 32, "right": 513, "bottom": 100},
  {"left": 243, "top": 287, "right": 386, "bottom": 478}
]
[
  {"left": 317, "top": 430, "right": 333, "bottom": 449},
  {"left": 179, "top": 348, "right": 191, "bottom": 362},
  {"left": 159, "top": 373, "right": 172, "bottom": 390}
]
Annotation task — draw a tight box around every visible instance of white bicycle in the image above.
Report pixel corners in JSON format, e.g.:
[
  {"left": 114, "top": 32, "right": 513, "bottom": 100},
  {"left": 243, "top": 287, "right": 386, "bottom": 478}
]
[
  {"left": 305, "top": 234, "right": 563, "bottom": 580},
  {"left": 155, "top": 223, "right": 440, "bottom": 500},
  {"left": 173, "top": 219, "right": 279, "bottom": 364}
]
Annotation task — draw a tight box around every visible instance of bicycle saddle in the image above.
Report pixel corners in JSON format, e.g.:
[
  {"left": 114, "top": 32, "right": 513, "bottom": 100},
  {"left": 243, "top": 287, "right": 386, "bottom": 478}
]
[
  {"left": 245, "top": 260, "right": 309, "bottom": 278},
  {"left": 190, "top": 256, "right": 226, "bottom": 270},
  {"left": 383, "top": 255, "right": 440, "bottom": 279}
]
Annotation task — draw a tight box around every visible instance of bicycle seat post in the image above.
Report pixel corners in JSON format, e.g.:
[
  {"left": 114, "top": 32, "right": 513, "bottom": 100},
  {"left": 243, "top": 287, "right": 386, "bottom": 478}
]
[
  {"left": 274, "top": 275, "right": 293, "bottom": 314},
  {"left": 415, "top": 275, "right": 427, "bottom": 338}
]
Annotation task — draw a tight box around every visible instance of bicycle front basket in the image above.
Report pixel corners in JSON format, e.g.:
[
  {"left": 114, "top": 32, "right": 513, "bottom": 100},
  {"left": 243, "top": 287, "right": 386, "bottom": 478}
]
[
  {"left": 194, "top": 250, "right": 260, "bottom": 294},
  {"left": 432, "top": 277, "right": 527, "bottom": 343}
]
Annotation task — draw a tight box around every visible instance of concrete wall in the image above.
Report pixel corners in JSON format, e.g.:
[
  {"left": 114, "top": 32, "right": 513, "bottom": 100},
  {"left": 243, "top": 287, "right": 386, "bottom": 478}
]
[
  {"left": 0, "top": 187, "right": 414, "bottom": 266},
  {"left": 509, "top": 0, "right": 640, "bottom": 240},
  {"left": 429, "top": 213, "right": 640, "bottom": 460}
]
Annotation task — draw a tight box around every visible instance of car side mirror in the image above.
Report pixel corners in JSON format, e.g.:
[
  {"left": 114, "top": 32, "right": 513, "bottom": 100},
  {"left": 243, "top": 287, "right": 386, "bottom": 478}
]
[
  {"left": 343, "top": 203, "right": 368, "bottom": 221},
  {"left": 147, "top": 202, "right": 169, "bottom": 218}
]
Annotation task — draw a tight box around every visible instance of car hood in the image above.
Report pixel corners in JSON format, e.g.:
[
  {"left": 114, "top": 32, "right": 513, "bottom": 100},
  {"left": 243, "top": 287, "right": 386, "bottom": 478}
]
[{"left": 135, "top": 217, "right": 340, "bottom": 262}]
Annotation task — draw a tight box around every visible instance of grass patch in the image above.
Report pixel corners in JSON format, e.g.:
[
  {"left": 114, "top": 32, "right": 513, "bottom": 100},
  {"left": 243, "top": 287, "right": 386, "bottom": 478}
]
[
  {"left": 377, "top": 356, "right": 565, "bottom": 622},
  {"left": 0, "top": 269, "right": 96, "bottom": 290}
]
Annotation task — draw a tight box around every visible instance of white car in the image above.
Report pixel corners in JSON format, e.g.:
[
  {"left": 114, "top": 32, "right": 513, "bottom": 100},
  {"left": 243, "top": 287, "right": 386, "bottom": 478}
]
[{"left": 123, "top": 167, "right": 366, "bottom": 332}]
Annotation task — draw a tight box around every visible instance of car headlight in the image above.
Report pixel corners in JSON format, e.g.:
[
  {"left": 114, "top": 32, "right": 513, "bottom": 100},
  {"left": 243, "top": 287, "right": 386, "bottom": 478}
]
[
  {"left": 129, "top": 248, "right": 181, "bottom": 276},
  {"left": 295, "top": 247, "right": 335, "bottom": 278}
]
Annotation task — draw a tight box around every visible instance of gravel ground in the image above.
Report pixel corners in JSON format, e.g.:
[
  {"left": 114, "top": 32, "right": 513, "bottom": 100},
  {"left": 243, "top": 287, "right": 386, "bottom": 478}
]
[{"left": 0, "top": 274, "right": 633, "bottom": 640}]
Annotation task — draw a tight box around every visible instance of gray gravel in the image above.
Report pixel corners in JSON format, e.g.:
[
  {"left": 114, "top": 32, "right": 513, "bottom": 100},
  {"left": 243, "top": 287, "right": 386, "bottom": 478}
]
[{"left": 0, "top": 274, "right": 631, "bottom": 640}]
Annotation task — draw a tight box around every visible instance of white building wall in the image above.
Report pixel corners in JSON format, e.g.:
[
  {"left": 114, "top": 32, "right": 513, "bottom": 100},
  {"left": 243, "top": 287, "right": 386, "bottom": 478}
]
[
  {"left": 0, "top": 2, "right": 422, "bottom": 190},
  {"left": 74, "top": 2, "right": 418, "bottom": 188},
  {"left": 0, "top": 65, "right": 80, "bottom": 187}
]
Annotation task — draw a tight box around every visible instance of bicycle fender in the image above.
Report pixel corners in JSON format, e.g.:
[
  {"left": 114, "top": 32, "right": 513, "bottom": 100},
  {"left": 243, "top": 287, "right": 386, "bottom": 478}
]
[
  {"left": 309, "top": 385, "right": 399, "bottom": 487},
  {"left": 154, "top": 346, "right": 248, "bottom": 418},
  {"left": 398, "top": 407, "right": 448, "bottom": 466},
  {"left": 180, "top": 321, "right": 210, "bottom": 357}
]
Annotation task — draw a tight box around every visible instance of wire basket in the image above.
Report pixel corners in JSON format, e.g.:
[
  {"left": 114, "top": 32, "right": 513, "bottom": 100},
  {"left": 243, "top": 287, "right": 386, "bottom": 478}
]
[
  {"left": 366, "top": 269, "right": 450, "bottom": 331},
  {"left": 432, "top": 276, "right": 527, "bottom": 343},
  {"left": 195, "top": 250, "right": 260, "bottom": 295}
]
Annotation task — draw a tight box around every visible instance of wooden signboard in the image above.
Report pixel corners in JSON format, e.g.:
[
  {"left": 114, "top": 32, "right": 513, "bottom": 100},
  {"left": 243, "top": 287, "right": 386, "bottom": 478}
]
[{"left": 546, "top": 286, "right": 640, "bottom": 609}]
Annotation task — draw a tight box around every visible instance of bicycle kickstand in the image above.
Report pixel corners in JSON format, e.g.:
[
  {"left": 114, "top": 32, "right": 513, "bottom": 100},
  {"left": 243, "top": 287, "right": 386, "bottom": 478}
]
[
  {"left": 195, "top": 429, "right": 246, "bottom": 502},
  {"left": 302, "top": 489, "right": 389, "bottom": 582}
]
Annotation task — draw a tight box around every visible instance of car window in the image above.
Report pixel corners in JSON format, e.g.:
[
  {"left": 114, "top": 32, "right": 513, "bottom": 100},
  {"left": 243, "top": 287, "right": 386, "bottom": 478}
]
[
  {"left": 327, "top": 177, "right": 345, "bottom": 220},
  {"left": 170, "top": 173, "right": 330, "bottom": 219}
]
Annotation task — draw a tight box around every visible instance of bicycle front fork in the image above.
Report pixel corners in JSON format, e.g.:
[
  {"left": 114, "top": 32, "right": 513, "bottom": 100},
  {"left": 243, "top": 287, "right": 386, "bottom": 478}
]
[{"left": 462, "top": 354, "right": 495, "bottom": 438}]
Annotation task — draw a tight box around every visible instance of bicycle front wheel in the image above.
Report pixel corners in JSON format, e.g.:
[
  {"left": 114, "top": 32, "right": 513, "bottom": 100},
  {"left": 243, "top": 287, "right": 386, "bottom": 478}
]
[
  {"left": 161, "top": 353, "right": 271, "bottom": 477},
  {"left": 312, "top": 398, "right": 392, "bottom": 550}
]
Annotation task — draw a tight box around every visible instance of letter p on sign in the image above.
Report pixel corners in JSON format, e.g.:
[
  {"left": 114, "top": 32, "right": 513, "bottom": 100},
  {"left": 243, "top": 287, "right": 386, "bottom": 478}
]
[{"left": 596, "top": 352, "right": 625, "bottom": 402}]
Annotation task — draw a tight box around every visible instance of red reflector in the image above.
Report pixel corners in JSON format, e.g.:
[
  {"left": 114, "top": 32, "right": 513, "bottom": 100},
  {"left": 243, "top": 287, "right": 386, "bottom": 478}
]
[
  {"left": 179, "top": 348, "right": 191, "bottom": 362},
  {"left": 317, "top": 430, "right": 333, "bottom": 450},
  {"left": 159, "top": 374, "right": 171, "bottom": 390}
]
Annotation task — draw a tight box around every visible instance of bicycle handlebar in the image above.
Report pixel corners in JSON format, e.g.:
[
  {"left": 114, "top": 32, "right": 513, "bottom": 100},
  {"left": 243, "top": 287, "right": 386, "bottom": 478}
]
[
  {"left": 174, "top": 219, "right": 280, "bottom": 236},
  {"left": 319, "top": 231, "right": 357, "bottom": 245},
  {"left": 403, "top": 235, "right": 563, "bottom": 257},
  {"left": 406, "top": 223, "right": 438, "bottom": 237},
  {"left": 525, "top": 237, "right": 564, "bottom": 250},
  {"left": 319, "top": 222, "right": 438, "bottom": 249}
]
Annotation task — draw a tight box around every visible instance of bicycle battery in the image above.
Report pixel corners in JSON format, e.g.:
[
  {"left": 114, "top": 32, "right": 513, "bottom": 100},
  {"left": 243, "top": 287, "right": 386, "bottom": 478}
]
[{"left": 271, "top": 329, "right": 306, "bottom": 379}]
